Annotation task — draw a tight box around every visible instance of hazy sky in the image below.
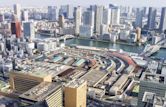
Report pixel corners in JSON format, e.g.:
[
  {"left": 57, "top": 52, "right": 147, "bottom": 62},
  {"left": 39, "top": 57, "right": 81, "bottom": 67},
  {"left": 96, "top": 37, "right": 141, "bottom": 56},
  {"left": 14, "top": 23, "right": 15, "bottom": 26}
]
[{"left": 0, "top": 0, "right": 166, "bottom": 7}]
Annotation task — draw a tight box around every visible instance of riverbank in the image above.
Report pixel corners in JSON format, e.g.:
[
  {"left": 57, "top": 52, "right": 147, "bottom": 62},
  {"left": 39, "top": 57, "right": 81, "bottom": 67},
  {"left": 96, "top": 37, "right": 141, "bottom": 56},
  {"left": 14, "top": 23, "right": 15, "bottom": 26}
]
[{"left": 76, "top": 37, "right": 143, "bottom": 46}]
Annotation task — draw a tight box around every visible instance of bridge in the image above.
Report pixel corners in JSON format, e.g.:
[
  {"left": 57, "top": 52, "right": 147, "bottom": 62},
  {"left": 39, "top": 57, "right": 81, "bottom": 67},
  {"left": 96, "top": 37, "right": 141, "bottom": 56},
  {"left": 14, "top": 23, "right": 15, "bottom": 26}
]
[
  {"left": 141, "top": 39, "right": 166, "bottom": 57},
  {"left": 56, "top": 35, "right": 75, "bottom": 41}
]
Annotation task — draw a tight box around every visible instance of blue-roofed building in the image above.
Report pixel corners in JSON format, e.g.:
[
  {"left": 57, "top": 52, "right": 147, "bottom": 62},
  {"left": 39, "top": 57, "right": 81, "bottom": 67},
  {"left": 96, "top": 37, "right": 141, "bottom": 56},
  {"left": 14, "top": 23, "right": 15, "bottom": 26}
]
[
  {"left": 73, "top": 59, "right": 86, "bottom": 67},
  {"left": 53, "top": 56, "right": 63, "bottom": 63}
]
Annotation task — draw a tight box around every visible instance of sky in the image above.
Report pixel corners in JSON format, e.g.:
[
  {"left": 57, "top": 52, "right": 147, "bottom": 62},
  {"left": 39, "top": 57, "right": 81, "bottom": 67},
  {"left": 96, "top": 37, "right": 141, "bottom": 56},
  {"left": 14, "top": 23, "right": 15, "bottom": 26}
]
[{"left": 0, "top": 0, "right": 166, "bottom": 7}]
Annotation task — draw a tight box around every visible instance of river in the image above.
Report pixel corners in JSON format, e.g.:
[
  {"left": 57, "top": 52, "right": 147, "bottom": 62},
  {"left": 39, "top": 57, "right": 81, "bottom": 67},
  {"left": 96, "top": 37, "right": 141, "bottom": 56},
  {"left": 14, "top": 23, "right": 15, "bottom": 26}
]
[{"left": 65, "top": 38, "right": 166, "bottom": 59}]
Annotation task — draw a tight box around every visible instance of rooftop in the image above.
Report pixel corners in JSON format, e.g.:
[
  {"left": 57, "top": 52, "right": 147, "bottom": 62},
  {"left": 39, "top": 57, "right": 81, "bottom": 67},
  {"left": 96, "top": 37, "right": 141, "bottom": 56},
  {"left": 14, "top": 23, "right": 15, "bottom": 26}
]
[
  {"left": 81, "top": 70, "right": 108, "bottom": 86},
  {"left": 132, "top": 85, "right": 139, "bottom": 93},
  {"left": 66, "top": 79, "right": 86, "bottom": 88},
  {"left": 16, "top": 61, "right": 71, "bottom": 78},
  {"left": 19, "top": 82, "right": 61, "bottom": 102},
  {"left": 141, "top": 72, "right": 166, "bottom": 84}
]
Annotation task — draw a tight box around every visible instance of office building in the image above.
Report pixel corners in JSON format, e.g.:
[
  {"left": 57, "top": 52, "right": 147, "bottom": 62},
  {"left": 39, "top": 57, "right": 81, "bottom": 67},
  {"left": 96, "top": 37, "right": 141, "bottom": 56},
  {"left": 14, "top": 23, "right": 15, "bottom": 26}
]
[
  {"left": 11, "top": 21, "right": 21, "bottom": 38},
  {"left": 23, "top": 21, "right": 35, "bottom": 40},
  {"left": 64, "top": 80, "right": 87, "bottom": 107},
  {"left": 79, "top": 25, "right": 93, "bottom": 38},
  {"left": 13, "top": 4, "right": 21, "bottom": 21},
  {"left": 90, "top": 5, "right": 96, "bottom": 12},
  {"left": 59, "top": 14, "right": 65, "bottom": 28},
  {"left": 95, "top": 6, "right": 103, "bottom": 34},
  {"left": 135, "top": 8, "right": 144, "bottom": 28},
  {"left": 159, "top": 7, "right": 166, "bottom": 32},
  {"left": 19, "top": 82, "right": 63, "bottom": 107},
  {"left": 119, "top": 29, "right": 130, "bottom": 41},
  {"left": 147, "top": 7, "right": 157, "bottom": 30},
  {"left": 74, "top": 6, "right": 82, "bottom": 35},
  {"left": 66, "top": 5, "right": 74, "bottom": 19},
  {"left": 136, "top": 27, "right": 141, "bottom": 42},
  {"left": 101, "top": 24, "right": 109, "bottom": 35},
  {"left": 102, "top": 8, "right": 111, "bottom": 25},
  {"left": 59, "top": 5, "right": 68, "bottom": 18},
  {"left": 130, "top": 33, "right": 137, "bottom": 42},
  {"left": 48, "top": 6, "right": 57, "bottom": 21},
  {"left": 110, "top": 7, "right": 120, "bottom": 25},
  {"left": 138, "top": 72, "right": 166, "bottom": 107},
  {"left": 82, "top": 10, "right": 94, "bottom": 27},
  {"left": 9, "top": 71, "right": 52, "bottom": 93},
  {"left": 22, "top": 10, "right": 29, "bottom": 21},
  {"left": 0, "top": 13, "right": 4, "bottom": 22}
]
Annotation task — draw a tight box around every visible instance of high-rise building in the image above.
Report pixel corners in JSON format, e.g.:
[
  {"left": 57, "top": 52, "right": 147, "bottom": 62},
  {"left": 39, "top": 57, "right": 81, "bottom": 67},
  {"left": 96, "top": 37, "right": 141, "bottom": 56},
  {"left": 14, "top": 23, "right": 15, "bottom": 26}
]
[
  {"left": 59, "top": 14, "right": 65, "bottom": 28},
  {"left": 11, "top": 21, "right": 22, "bottom": 38},
  {"left": 90, "top": 5, "right": 96, "bottom": 12},
  {"left": 59, "top": 5, "right": 73, "bottom": 19},
  {"left": 147, "top": 7, "right": 157, "bottom": 30},
  {"left": 95, "top": 6, "right": 103, "bottom": 34},
  {"left": 142, "top": 7, "right": 147, "bottom": 17},
  {"left": 19, "top": 82, "right": 63, "bottom": 107},
  {"left": 135, "top": 8, "right": 144, "bottom": 28},
  {"left": 22, "top": 10, "right": 29, "bottom": 21},
  {"left": 0, "top": 13, "right": 4, "bottom": 22},
  {"left": 66, "top": 5, "right": 74, "bottom": 19},
  {"left": 64, "top": 80, "right": 87, "bottom": 107},
  {"left": 79, "top": 25, "right": 93, "bottom": 38},
  {"left": 13, "top": 4, "right": 21, "bottom": 21},
  {"left": 48, "top": 6, "right": 57, "bottom": 21},
  {"left": 102, "top": 8, "right": 111, "bottom": 25},
  {"left": 138, "top": 72, "right": 166, "bottom": 107},
  {"left": 101, "top": 24, "right": 109, "bottom": 35},
  {"left": 159, "top": 7, "right": 166, "bottom": 32},
  {"left": 110, "top": 7, "right": 120, "bottom": 25},
  {"left": 82, "top": 10, "right": 94, "bottom": 27},
  {"left": 74, "top": 6, "right": 82, "bottom": 35},
  {"left": 23, "top": 21, "right": 35, "bottom": 40},
  {"left": 136, "top": 27, "right": 142, "bottom": 42},
  {"left": 9, "top": 71, "right": 52, "bottom": 93}
]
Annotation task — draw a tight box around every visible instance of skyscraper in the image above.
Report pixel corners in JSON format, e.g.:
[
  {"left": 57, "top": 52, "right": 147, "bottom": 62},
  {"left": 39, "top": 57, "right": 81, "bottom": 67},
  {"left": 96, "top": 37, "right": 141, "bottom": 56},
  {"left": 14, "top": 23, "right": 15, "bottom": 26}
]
[
  {"left": 13, "top": 4, "right": 21, "bottom": 21},
  {"left": 23, "top": 21, "right": 35, "bottom": 40},
  {"left": 147, "top": 7, "right": 157, "bottom": 30},
  {"left": 59, "top": 5, "right": 68, "bottom": 18},
  {"left": 159, "top": 7, "right": 166, "bottom": 32},
  {"left": 48, "top": 6, "right": 57, "bottom": 21},
  {"left": 82, "top": 10, "right": 94, "bottom": 27},
  {"left": 59, "top": 14, "right": 65, "bottom": 28},
  {"left": 66, "top": 5, "right": 74, "bottom": 19},
  {"left": 102, "top": 8, "right": 111, "bottom": 25},
  {"left": 135, "top": 8, "right": 144, "bottom": 28},
  {"left": 11, "top": 21, "right": 21, "bottom": 38},
  {"left": 64, "top": 80, "right": 87, "bottom": 107},
  {"left": 0, "top": 13, "right": 4, "bottom": 22},
  {"left": 22, "top": 10, "right": 29, "bottom": 21},
  {"left": 74, "top": 6, "right": 82, "bottom": 35},
  {"left": 95, "top": 5, "right": 103, "bottom": 34},
  {"left": 110, "top": 7, "right": 120, "bottom": 25},
  {"left": 136, "top": 27, "right": 142, "bottom": 42}
]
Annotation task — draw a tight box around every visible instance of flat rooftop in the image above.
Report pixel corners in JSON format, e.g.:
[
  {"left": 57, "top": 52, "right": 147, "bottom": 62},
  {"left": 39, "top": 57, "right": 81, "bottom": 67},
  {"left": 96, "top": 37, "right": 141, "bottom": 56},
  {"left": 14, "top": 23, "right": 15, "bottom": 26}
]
[
  {"left": 17, "top": 62, "right": 71, "bottom": 78},
  {"left": 66, "top": 80, "right": 86, "bottom": 88},
  {"left": 141, "top": 72, "right": 166, "bottom": 84},
  {"left": 19, "top": 82, "right": 61, "bottom": 102},
  {"left": 81, "top": 70, "right": 108, "bottom": 86}
]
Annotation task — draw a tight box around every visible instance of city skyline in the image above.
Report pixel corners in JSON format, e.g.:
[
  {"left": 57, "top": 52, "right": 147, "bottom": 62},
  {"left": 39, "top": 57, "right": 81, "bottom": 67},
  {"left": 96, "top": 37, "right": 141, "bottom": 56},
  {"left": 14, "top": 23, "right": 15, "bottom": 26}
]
[{"left": 0, "top": 0, "right": 166, "bottom": 7}]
